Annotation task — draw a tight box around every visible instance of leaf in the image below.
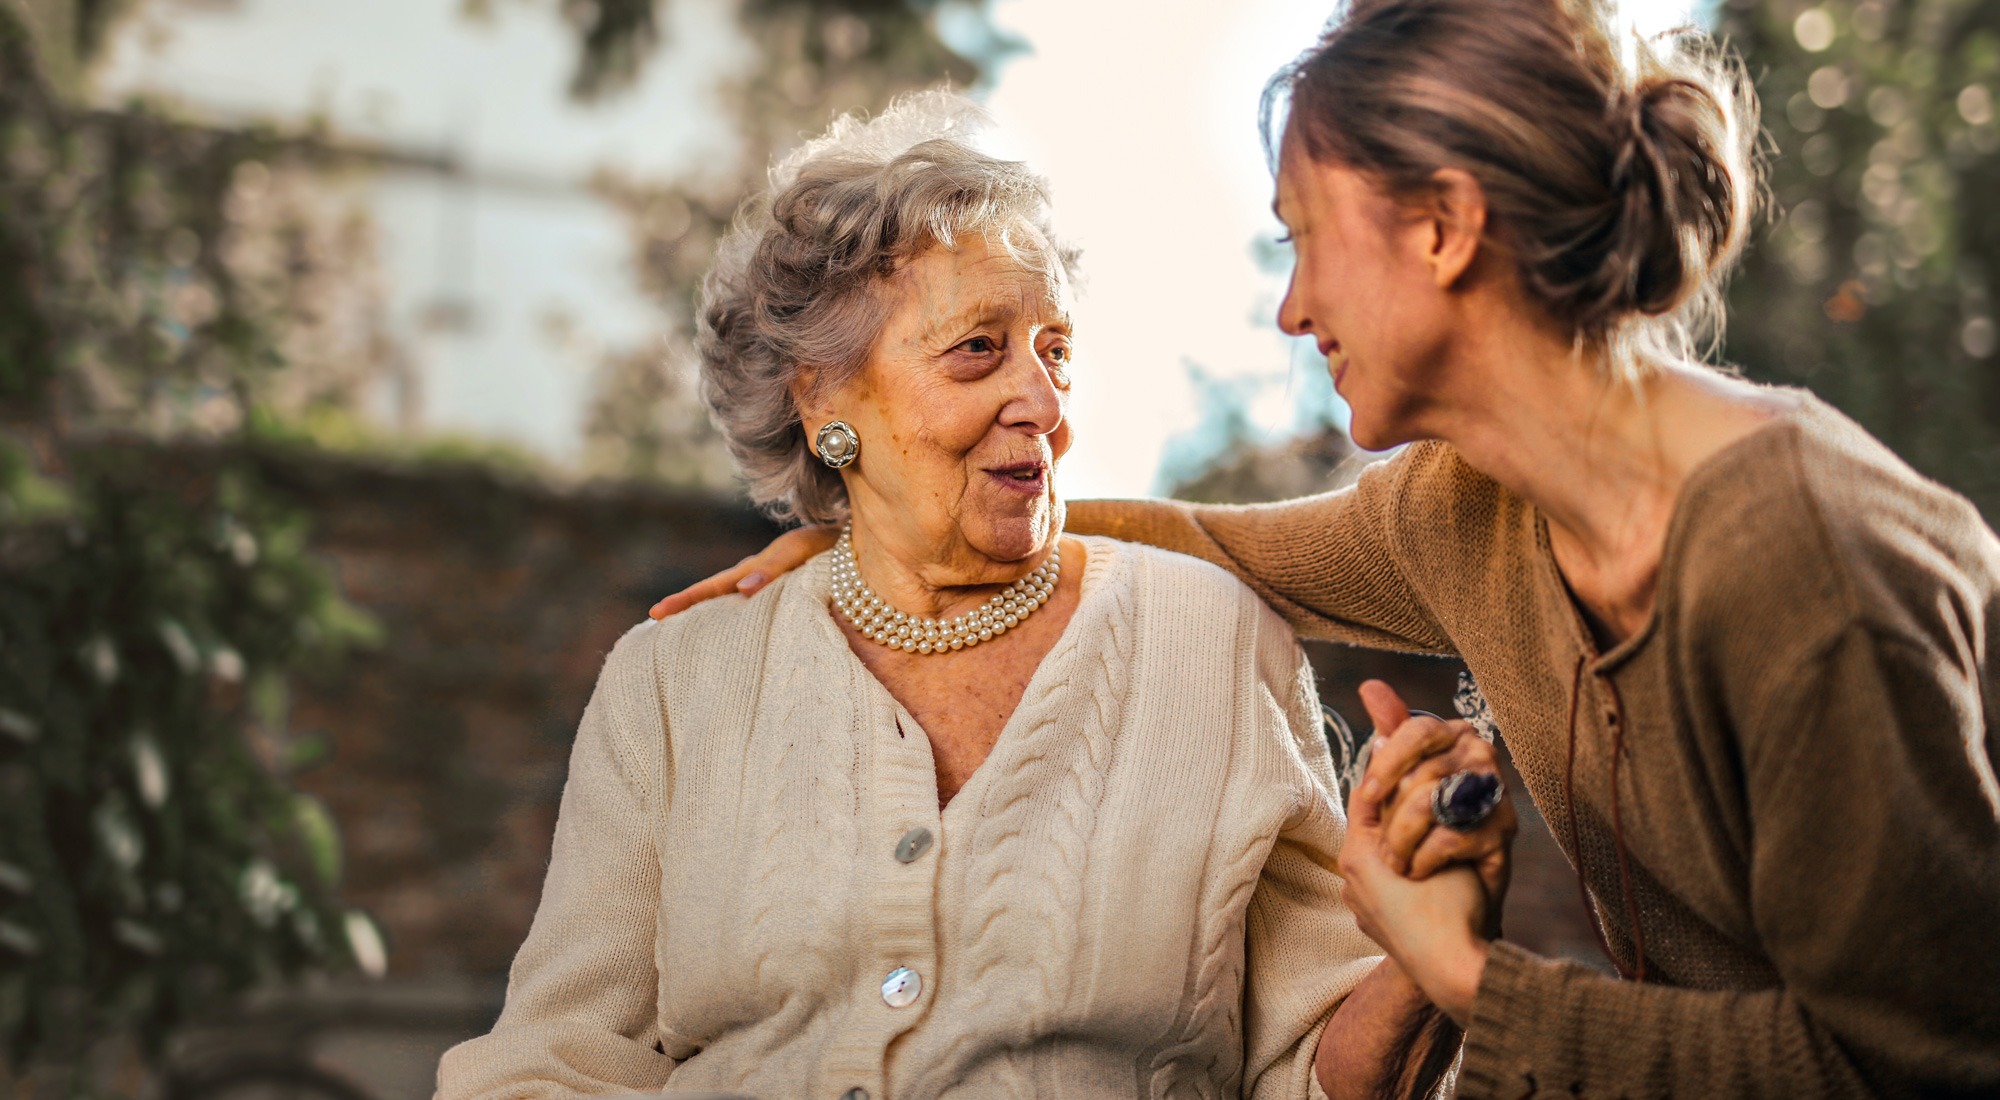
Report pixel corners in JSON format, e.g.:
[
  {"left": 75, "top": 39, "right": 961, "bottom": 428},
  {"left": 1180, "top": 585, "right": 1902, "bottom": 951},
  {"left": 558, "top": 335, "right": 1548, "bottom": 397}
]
[{"left": 292, "top": 794, "right": 342, "bottom": 888}]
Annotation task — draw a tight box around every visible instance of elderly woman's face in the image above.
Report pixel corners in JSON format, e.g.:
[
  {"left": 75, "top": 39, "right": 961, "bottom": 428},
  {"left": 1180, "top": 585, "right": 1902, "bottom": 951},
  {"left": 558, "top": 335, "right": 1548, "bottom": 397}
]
[{"left": 816, "top": 233, "right": 1073, "bottom": 571}]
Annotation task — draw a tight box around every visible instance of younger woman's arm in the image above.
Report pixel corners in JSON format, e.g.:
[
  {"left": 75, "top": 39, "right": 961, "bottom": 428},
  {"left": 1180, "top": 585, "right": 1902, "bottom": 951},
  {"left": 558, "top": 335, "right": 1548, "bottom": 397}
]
[{"left": 656, "top": 448, "right": 1455, "bottom": 658}]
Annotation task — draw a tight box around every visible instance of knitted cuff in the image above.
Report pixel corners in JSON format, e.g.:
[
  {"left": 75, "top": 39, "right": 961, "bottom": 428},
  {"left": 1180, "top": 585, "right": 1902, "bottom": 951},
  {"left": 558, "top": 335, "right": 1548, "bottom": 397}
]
[{"left": 1456, "top": 940, "right": 1561, "bottom": 1100}]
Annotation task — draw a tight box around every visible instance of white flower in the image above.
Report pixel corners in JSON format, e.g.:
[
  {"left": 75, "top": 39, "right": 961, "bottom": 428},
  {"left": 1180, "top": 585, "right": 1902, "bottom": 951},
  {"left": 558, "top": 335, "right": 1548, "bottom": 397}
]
[
  {"left": 93, "top": 801, "right": 143, "bottom": 871},
  {"left": 82, "top": 636, "right": 120, "bottom": 684},
  {"left": 113, "top": 919, "right": 163, "bottom": 955},
  {"left": 226, "top": 525, "right": 259, "bottom": 567},
  {"left": 0, "top": 920, "right": 41, "bottom": 957},
  {"left": 239, "top": 859, "right": 291, "bottom": 926},
  {"left": 0, "top": 709, "right": 39, "bottom": 744},
  {"left": 344, "top": 911, "right": 388, "bottom": 979},
  {"left": 131, "top": 732, "right": 170, "bottom": 809},
  {"left": 209, "top": 647, "right": 245, "bottom": 684},
  {"left": 157, "top": 620, "right": 200, "bottom": 674}
]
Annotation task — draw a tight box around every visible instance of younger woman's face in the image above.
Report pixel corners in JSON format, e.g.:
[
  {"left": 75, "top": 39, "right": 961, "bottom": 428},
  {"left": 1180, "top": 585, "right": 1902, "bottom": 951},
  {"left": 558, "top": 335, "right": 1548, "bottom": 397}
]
[{"left": 1273, "top": 139, "right": 1458, "bottom": 451}]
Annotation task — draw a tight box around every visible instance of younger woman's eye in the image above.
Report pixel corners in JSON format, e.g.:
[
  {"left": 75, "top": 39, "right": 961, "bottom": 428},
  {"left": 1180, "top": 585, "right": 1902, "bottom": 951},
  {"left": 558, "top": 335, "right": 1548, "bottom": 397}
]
[{"left": 1275, "top": 233, "right": 1294, "bottom": 244}]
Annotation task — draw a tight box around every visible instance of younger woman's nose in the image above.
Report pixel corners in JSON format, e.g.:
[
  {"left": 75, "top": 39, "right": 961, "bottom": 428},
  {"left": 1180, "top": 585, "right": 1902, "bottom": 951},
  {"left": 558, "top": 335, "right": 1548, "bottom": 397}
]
[{"left": 1277, "top": 276, "right": 1311, "bottom": 338}]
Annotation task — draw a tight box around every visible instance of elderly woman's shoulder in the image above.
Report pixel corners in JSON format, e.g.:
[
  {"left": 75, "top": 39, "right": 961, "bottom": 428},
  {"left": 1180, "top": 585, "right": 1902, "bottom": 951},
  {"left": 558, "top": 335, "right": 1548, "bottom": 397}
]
[
  {"left": 1088, "top": 535, "right": 1295, "bottom": 634},
  {"left": 603, "top": 573, "right": 804, "bottom": 679}
]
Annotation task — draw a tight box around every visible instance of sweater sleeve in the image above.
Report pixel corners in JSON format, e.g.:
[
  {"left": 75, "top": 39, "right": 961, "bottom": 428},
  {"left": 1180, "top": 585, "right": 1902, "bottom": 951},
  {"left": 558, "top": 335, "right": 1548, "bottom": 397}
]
[
  {"left": 436, "top": 623, "right": 676, "bottom": 1099},
  {"left": 1066, "top": 448, "right": 1452, "bottom": 655},
  {"left": 1457, "top": 620, "right": 2000, "bottom": 1100},
  {"left": 1242, "top": 613, "right": 1385, "bottom": 1100}
]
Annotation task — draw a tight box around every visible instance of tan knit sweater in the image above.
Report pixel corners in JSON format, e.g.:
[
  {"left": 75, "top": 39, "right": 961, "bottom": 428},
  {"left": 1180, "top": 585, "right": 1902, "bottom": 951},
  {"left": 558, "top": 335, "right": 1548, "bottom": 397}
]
[
  {"left": 436, "top": 536, "right": 1381, "bottom": 1100},
  {"left": 1071, "top": 393, "right": 2000, "bottom": 1099}
]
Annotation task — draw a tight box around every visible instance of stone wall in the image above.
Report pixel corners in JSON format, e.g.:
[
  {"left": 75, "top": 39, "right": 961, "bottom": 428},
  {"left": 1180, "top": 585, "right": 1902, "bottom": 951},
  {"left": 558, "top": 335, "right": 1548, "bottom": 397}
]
[{"left": 235, "top": 446, "right": 783, "bottom": 981}]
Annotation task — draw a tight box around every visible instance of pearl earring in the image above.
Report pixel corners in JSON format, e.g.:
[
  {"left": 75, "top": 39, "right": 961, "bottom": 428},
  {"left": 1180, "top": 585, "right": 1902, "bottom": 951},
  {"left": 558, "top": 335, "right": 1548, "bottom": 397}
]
[{"left": 815, "top": 420, "right": 860, "bottom": 469}]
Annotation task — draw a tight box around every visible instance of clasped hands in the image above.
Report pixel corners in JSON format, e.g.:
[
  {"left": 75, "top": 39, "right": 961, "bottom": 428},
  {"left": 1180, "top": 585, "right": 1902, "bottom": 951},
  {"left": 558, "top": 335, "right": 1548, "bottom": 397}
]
[{"left": 1340, "top": 680, "right": 1517, "bottom": 1028}]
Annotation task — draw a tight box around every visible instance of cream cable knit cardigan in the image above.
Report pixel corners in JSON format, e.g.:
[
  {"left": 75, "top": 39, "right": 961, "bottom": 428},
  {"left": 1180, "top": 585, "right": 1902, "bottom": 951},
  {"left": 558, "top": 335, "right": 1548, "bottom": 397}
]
[{"left": 435, "top": 537, "right": 1379, "bottom": 1100}]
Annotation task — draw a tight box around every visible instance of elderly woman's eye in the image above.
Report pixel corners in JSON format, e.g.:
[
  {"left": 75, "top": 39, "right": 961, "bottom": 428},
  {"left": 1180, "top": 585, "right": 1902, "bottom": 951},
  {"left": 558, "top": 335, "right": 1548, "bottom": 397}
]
[
  {"left": 1043, "top": 345, "right": 1073, "bottom": 379},
  {"left": 957, "top": 336, "right": 998, "bottom": 355},
  {"left": 1042, "top": 343, "right": 1073, "bottom": 388}
]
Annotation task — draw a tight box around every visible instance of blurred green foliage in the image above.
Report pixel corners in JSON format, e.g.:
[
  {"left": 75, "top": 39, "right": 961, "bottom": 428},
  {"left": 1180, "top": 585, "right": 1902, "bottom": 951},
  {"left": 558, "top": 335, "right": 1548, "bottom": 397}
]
[
  {"left": 0, "top": 442, "right": 380, "bottom": 1074},
  {"left": 0, "top": 4, "right": 381, "bottom": 1080},
  {"left": 1719, "top": 0, "right": 2000, "bottom": 517}
]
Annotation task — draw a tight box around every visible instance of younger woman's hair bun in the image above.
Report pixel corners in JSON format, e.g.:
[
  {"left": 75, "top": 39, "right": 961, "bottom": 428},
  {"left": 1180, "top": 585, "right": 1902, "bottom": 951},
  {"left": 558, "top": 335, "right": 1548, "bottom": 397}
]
[{"left": 1267, "top": 0, "right": 1760, "bottom": 369}]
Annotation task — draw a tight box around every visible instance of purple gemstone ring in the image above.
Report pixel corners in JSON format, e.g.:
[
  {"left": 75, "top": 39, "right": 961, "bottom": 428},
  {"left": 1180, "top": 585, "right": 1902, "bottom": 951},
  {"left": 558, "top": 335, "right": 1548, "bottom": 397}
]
[{"left": 1432, "top": 769, "right": 1504, "bottom": 831}]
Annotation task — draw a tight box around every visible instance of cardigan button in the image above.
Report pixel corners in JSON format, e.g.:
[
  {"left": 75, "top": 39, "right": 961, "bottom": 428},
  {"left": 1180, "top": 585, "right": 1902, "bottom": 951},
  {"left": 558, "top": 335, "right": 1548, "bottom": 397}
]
[
  {"left": 881, "top": 966, "right": 922, "bottom": 1007},
  {"left": 841, "top": 1090, "right": 868, "bottom": 1100},
  {"left": 894, "top": 827, "right": 934, "bottom": 863}
]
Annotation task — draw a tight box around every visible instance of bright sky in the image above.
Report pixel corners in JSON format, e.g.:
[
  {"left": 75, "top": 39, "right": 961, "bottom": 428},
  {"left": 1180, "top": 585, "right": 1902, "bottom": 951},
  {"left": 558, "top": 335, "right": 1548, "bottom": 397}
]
[
  {"left": 97, "top": 0, "right": 1699, "bottom": 499},
  {"left": 980, "top": 0, "right": 1353, "bottom": 497}
]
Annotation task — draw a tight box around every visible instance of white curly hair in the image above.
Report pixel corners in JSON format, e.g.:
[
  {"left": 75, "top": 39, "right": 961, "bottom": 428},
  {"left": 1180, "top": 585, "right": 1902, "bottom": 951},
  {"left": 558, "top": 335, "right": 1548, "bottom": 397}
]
[{"left": 695, "top": 90, "right": 1080, "bottom": 525}]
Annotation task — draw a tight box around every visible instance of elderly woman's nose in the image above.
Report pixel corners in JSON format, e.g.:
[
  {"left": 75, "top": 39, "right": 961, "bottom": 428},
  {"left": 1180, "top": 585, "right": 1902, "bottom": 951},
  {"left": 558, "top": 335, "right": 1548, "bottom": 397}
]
[{"left": 999, "top": 348, "right": 1065, "bottom": 432}]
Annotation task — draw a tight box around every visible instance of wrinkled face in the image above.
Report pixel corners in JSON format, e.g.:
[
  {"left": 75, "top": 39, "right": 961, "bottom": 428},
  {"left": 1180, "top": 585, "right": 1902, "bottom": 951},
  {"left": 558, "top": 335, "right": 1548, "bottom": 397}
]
[
  {"left": 1273, "top": 139, "right": 1454, "bottom": 451},
  {"left": 807, "top": 233, "right": 1074, "bottom": 573}
]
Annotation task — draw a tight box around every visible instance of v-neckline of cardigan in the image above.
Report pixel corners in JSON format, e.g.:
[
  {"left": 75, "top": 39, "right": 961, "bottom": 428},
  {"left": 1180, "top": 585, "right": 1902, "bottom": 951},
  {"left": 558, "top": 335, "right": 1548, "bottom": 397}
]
[{"left": 821, "top": 535, "right": 1120, "bottom": 817}]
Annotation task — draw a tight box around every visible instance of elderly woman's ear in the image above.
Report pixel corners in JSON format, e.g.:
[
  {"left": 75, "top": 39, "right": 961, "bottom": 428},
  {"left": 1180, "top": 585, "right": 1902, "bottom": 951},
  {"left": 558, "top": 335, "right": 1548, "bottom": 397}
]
[{"left": 793, "top": 364, "right": 846, "bottom": 440}]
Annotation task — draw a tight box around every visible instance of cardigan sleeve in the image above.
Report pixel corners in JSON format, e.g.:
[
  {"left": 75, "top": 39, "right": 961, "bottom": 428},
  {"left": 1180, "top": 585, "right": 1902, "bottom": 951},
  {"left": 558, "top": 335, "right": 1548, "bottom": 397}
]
[
  {"left": 1066, "top": 447, "right": 1453, "bottom": 655},
  {"left": 436, "top": 623, "right": 676, "bottom": 1099},
  {"left": 1457, "top": 620, "right": 2000, "bottom": 1100},
  {"left": 1241, "top": 610, "right": 1386, "bottom": 1100}
]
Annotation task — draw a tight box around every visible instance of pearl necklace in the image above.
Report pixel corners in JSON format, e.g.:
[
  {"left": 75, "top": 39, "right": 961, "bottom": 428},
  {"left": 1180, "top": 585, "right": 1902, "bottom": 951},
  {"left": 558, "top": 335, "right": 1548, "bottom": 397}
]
[{"left": 830, "top": 528, "right": 1060, "bottom": 654}]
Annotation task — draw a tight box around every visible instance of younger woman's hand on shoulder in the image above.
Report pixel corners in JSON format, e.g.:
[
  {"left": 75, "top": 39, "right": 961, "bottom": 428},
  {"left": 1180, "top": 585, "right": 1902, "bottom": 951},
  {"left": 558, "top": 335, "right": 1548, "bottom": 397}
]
[{"left": 649, "top": 525, "right": 839, "bottom": 619}]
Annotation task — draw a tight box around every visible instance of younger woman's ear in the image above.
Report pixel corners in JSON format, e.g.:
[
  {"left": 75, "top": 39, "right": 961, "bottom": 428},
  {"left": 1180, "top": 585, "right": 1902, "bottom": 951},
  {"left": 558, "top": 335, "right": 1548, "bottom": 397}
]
[{"left": 1425, "top": 168, "right": 1488, "bottom": 290}]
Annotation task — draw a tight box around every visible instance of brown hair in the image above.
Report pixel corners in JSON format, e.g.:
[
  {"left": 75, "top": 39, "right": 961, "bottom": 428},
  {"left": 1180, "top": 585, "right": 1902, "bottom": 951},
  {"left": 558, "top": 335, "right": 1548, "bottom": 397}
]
[{"left": 1264, "top": 0, "right": 1759, "bottom": 371}]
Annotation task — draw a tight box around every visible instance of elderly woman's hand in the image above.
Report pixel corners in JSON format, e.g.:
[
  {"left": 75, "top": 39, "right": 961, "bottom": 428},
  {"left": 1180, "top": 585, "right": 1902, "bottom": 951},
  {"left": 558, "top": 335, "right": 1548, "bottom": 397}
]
[
  {"left": 1354, "top": 680, "right": 1515, "bottom": 920},
  {"left": 1340, "top": 680, "right": 1509, "bottom": 1026},
  {"left": 1337, "top": 795, "right": 1491, "bottom": 1027},
  {"left": 649, "top": 525, "right": 838, "bottom": 619}
]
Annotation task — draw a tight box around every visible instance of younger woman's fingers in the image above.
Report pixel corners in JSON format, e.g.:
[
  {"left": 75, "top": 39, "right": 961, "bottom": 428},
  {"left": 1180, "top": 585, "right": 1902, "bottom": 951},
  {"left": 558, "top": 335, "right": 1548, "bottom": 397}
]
[
  {"left": 1377, "top": 734, "right": 1506, "bottom": 870},
  {"left": 1379, "top": 786, "right": 1439, "bottom": 873},
  {"left": 1406, "top": 802, "right": 1516, "bottom": 881},
  {"left": 1360, "top": 714, "right": 1463, "bottom": 804},
  {"left": 649, "top": 526, "right": 839, "bottom": 618},
  {"left": 1377, "top": 753, "right": 1481, "bottom": 870},
  {"left": 1389, "top": 734, "right": 1478, "bottom": 801},
  {"left": 650, "top": 563, "right": 756, "bottom": 619},
  {"left": 1380, "top": 721, "right": 1500, "bottom": 817}
]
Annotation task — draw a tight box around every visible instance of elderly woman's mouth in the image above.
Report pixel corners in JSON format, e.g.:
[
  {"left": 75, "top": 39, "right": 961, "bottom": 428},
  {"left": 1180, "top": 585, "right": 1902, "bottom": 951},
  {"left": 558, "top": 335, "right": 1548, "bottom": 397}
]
[{"left": 987, "top": 462, "right": 1050, "bottom": 494}]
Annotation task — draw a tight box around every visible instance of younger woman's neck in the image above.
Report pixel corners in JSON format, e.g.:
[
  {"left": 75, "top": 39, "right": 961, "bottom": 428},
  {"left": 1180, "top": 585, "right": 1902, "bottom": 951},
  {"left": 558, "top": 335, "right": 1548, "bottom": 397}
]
[{"left": 1434, "top": 326, "right": 1788, "bottom": 574}]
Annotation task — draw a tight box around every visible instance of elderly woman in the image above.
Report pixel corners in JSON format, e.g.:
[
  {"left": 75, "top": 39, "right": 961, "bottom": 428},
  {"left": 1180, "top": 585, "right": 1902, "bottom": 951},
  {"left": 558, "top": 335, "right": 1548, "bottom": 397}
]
[{"left": 435, "top": 94, "right": 1476, "bottom": 1100}]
